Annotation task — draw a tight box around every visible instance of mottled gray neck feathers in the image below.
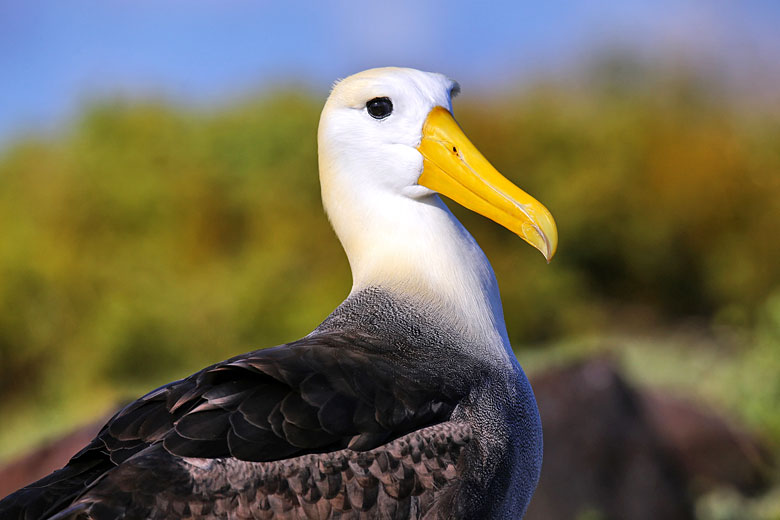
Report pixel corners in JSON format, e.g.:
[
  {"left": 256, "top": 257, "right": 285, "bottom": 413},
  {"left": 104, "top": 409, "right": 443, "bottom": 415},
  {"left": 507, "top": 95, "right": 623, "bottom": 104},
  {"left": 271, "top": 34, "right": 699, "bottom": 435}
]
[{"left": 317, "top": 283, "right": 512, "bottom": 369}]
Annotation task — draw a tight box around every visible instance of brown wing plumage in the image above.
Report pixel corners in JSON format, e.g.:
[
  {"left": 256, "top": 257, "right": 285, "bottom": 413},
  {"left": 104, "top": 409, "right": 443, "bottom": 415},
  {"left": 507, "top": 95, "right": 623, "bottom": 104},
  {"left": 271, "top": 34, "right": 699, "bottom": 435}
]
[
  {"left": 53, "top": 422, "right": 471, "bottom": 520},
  {"left": 0, "top": 331, "right": 476, "bottom": 519}
]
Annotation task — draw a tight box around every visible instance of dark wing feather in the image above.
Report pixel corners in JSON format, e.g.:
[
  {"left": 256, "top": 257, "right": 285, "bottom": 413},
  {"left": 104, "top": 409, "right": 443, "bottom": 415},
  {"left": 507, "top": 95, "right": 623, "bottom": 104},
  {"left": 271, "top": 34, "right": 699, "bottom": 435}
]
[
  {"left": 50, "top": 422, "right": 471, "bottom": 520},
  {"left": 0, "top": 331, "right": 472, "bottom": 519}
]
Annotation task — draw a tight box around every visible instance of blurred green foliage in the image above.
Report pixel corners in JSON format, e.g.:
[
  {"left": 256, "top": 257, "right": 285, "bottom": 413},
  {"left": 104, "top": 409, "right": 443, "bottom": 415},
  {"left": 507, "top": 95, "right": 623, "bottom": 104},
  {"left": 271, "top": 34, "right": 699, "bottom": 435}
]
[{"left": 1, "top": 59, "right": 779, "bottom": 460}]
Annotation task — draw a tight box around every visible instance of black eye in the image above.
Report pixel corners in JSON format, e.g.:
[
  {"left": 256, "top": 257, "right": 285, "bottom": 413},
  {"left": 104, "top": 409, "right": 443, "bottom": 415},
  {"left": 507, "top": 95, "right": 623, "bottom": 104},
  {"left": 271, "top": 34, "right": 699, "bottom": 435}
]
[{"left": 366, "top": 97, "right": 393, "bottom": 119}]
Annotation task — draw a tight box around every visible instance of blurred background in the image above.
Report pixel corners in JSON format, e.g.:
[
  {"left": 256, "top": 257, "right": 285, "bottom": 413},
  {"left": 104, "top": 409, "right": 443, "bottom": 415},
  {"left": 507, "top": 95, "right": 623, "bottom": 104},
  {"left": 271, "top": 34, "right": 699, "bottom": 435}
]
[{"left": 1, "top": 1, "right": 780, "bottom": 518}]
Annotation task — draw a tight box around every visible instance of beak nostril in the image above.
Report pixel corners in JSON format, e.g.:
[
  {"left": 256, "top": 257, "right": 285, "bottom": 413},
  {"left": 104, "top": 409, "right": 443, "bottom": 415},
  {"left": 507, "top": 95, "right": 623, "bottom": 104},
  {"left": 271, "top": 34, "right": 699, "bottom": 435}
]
[{"left": 452, "top": 146, "right": 458, "bottom": 153}]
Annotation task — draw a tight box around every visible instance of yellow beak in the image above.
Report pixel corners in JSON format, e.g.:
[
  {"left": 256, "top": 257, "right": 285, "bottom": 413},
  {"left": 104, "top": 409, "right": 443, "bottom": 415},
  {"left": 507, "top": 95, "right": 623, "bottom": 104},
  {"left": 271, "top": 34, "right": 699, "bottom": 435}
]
[{"left": 417, "top": 107, "right": 558, "bottom": 262}]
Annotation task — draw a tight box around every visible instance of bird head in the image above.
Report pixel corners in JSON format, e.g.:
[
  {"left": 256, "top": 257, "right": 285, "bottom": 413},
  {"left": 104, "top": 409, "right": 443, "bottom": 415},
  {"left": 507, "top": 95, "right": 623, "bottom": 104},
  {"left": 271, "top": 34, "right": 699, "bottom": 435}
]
[{"left": 318, "top": 67, "right": 557, "bottom": 263}]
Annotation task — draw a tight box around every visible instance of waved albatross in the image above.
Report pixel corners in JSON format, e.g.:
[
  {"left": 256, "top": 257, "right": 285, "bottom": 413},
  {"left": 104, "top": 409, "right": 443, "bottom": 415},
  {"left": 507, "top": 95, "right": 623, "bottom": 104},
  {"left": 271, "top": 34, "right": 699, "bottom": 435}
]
[{"left": 0, "top": 67, "right": 558, "bottom": 520}]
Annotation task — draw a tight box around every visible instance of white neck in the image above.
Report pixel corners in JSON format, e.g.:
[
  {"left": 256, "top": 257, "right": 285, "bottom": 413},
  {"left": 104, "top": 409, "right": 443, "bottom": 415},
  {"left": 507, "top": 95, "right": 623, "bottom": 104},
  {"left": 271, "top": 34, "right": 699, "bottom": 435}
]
[{"left": 323, "top": 182, "right": 513, "bottom": 363}]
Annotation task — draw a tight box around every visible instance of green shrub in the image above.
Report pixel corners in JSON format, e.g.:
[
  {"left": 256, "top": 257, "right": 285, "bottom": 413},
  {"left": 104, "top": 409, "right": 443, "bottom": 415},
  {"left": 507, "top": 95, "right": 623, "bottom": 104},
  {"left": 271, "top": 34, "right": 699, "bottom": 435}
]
[{"left": 1, "top": 61, "right": 779, "bottom": 457}]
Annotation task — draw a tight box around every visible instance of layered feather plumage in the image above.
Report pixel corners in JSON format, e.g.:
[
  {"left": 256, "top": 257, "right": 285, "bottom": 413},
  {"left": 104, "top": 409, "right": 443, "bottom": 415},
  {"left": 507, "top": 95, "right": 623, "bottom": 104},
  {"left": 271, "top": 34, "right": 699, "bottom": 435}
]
[{"left": 0, "top": 68, "right": 544, "bottom": 520}]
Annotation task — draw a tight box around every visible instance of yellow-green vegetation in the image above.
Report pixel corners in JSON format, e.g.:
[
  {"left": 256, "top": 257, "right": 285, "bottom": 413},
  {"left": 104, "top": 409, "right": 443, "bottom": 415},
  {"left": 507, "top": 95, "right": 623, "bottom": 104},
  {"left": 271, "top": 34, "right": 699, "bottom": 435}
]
[{"left": 0, "top": 61, "right": 779, "bottom": 471}]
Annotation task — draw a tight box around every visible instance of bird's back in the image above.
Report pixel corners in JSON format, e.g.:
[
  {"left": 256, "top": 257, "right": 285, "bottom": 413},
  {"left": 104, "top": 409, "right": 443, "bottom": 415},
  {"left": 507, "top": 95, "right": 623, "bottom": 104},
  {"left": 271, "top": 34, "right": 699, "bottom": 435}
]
[{"left": 0, "top": 288, "right": 505, "bottom": 520}]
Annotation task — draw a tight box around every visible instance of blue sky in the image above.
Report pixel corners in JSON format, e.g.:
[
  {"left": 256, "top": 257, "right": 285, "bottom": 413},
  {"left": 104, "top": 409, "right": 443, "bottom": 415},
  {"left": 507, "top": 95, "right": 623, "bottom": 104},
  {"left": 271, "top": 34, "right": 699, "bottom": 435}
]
[{"left": 1, "top": 1, "right": 779, "bottom": 143}]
